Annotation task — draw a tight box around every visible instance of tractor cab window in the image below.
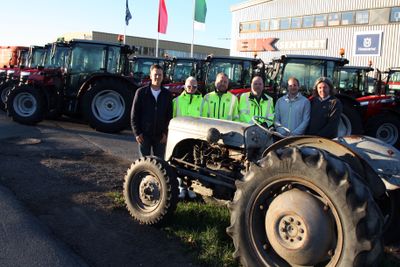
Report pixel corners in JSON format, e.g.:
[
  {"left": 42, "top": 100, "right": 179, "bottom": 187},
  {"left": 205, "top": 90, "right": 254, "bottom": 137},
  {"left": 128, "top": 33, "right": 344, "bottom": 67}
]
[
  {"left": 281, "top": 59, "right": 326, "bottom": 96},
  {"left": 130, "top": 59, "right": 157, "bottom": 82},
  {"left": 69, "top": 44, "right": 105, "bottom": 73},
  {"left": 387, "top": 71, "right": 400, "bottom": 94},
  {"left": 171, "top": 61, "right": 195, "bottom": 83},
  {"left": 107, "top": 46, "right": 121, "bottom": 74},
  {"left": 207, "top": 60, "right": 249, "bottom": 90},
  {"left": 29, "top": 48, "right": 45, "bottom": 68}
]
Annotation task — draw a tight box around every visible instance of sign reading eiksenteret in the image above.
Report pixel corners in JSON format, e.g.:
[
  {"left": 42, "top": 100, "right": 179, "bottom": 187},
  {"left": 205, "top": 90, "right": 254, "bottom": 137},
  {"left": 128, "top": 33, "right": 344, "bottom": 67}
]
[{"left": 353, "top": 31, "right": 383, "bottom": 56}]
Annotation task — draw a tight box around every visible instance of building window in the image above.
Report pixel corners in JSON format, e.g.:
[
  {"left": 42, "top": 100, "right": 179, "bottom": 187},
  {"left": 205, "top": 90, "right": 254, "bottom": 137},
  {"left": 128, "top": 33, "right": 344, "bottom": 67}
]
[
  {"left": 342, "top": 12, "right": 354, "bottom": 25},
  {"left": 356, "top": 10, "right": 369, "bottom": 24},
  {"left": 260, "top": 20, "right": 269, "bottom": 31},
  {"left": 291, "top": 17, "right": 302, "bottom": 28},
  {"left": 270, "top": 19, "right": 280, "bottom": 30},
  {"left": 239, "top": 21, "right": 259, "bottom": 33},
  {"left": 328, "top": 13, "right": 341, "bottom": 26},
  {"left": 315, "top": 14, "right": 327, "bottom": 27},
  {"left": 280, "top": 18, "right": 291, "bottom": 30},
  {"left": 390, "top": 7, "right": 400, "bottom": 22},
  {"left": 303, "top": 15, "right": 314, "bottom": 27}
]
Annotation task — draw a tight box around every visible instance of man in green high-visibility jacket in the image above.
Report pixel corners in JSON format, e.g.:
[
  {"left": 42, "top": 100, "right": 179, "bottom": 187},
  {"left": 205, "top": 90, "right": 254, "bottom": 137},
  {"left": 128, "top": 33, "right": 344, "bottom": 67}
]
[
  {"left": 202, "top": 72, "right": 239, "bottom": 121},
  {"left": 239, "top": 75, "right": 275, "bottom": 125},
  {"left": 173, "top": 76, "right": 203, "bottom": 117}
]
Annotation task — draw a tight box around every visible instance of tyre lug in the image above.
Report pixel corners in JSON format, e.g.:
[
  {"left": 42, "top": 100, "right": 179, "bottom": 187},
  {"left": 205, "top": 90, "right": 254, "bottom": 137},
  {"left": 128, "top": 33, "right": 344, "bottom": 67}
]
[
  {"left": 323, "top": 205, "right": 329, "bottom": 211},
  {"left": 328, "top": 249, "right": 334, "bottom": 257},
  {"left": 287, "top": 184, "right": 293, "bottom": 189},
  {"left": 263, "top": 243, "right": 269, "bottom": 250},
  {"left": 259, "top": 204, "right": 264, "bottom": 210}
]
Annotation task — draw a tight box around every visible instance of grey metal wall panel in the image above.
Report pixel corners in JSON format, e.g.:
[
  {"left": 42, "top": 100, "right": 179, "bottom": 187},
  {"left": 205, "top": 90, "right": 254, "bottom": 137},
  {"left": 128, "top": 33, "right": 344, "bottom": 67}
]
[{"left": 231, "top": 0, "right": 400, "bottom": 70}]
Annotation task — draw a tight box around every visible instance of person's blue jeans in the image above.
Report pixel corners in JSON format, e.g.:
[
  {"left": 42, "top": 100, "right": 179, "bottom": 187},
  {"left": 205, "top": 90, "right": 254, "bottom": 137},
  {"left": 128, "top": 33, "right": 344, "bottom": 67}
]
[{"left": 138, "top": 136, "right": 166, "bottom": 159}]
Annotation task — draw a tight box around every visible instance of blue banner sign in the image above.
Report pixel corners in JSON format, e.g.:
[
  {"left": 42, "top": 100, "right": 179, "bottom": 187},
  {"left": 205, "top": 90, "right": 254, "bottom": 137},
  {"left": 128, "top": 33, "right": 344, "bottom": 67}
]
[{"left": 354, "top": 31, "right": 382, "bottom": 56}]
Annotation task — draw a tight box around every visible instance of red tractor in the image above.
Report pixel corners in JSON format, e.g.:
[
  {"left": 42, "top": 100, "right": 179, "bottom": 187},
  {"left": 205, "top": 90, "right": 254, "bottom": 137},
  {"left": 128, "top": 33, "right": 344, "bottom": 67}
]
[
  {"left": 0, "top": 45, "right": 44, "bottom": 111},
  {"left": 6, "top": 39, "right": 138, "bottom": 133},
  {"left": 337, "top": 66, "right": 400, "bottom": 147}
]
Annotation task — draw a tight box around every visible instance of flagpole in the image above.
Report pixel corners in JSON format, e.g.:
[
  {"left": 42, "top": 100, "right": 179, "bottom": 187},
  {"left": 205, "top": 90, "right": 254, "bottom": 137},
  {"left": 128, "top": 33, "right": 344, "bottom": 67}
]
[
  {"left": 191, "top": 0, "right": 195, "bottom": 58},
  {"left": 156, "top": 0, "right": 160, "bottom": 57},
  {"left": 124, "top": 25, "right": 127, "bottom": 45},
  {"left": 156, "top": 32, "right": 159, "bottom": 57}
]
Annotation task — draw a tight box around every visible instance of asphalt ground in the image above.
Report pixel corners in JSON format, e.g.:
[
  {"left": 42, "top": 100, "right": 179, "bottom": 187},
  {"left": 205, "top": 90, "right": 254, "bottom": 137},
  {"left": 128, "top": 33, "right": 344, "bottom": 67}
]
[{"left": 0, "top": 111, "right": 87, "bottom": 267}]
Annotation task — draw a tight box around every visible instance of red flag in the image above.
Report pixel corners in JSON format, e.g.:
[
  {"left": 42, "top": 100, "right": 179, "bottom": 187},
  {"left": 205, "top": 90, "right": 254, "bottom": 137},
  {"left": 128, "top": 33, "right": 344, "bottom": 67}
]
[{"left": 158, "top": 0, "right": 168, "bottom": 34}]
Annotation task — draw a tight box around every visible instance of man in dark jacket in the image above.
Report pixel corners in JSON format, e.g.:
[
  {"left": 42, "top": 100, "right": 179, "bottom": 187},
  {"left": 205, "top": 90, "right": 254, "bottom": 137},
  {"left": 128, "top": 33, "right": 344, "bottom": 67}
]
[
  {"left": 131, "top": 64, "right": 173, "bottom": 158},
  {"left": 307, "top": 77, "right": 342, "bottom": 139}
]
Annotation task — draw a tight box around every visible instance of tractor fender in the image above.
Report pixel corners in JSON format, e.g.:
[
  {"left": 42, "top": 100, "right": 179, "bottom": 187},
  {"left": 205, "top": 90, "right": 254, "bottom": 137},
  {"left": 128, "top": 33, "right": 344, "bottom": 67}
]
[
  {"left": 263, "top": 135, "right": 394, "bottom": 198},
  {"left": 77, "top": 74, "right": 137, "bottom": 99},
  {"left": 336, "top": 93, "right": 361, "bottom": 108}
]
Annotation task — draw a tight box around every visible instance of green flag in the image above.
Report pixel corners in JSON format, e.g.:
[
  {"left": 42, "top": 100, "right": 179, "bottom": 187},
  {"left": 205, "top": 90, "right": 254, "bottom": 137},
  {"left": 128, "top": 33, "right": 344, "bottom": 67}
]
[{"left": 194, "top": 0, "right": 207, "bottom": 30}]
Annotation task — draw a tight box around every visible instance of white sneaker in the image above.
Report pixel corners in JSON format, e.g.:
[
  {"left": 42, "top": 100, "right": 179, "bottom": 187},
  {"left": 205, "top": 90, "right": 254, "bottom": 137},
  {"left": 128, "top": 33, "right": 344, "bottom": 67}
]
[
  {"left": 178, "top": 187, "right": 187, "bottom": 199},
  {"left": 187, "top": 189, "right": 197, "bottom": 199}
]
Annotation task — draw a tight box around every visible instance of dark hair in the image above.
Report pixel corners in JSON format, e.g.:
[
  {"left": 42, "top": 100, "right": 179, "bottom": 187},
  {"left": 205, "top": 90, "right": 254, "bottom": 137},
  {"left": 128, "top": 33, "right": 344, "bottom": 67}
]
[
  {"left": 312, "top": 77, "right": 335, "bottom": 97},
  {"left": 288, "top": 76, "right": 300, "bottom": 86},
  {"left": 150, "top": 64, "right": 163, "bottom": 72}
]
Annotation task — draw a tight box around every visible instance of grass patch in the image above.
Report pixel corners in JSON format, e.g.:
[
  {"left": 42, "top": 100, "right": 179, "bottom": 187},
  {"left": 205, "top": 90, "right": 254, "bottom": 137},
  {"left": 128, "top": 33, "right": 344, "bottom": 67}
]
[
  {"left": 105, "top": 191, "right": 125, "bottom": 209},
  {"left": 162, "top": 200, "right": 400, "bottom": 267},
  {"left": 164, "top": 201, "right": 238, "bottom": 267}
]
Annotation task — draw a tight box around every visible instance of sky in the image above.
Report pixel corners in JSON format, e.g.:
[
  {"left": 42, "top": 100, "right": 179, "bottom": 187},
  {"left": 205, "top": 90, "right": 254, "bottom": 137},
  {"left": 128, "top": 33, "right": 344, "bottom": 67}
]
[{"left": 0, "top": 0, "right": 243, "bottom": 49}]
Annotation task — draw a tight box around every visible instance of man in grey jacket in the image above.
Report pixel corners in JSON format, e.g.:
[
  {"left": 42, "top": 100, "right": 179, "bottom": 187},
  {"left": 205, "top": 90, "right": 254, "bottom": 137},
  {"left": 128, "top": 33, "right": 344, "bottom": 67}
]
[{"left": 274, "top": 77, "right": 310, "bottom": 136}]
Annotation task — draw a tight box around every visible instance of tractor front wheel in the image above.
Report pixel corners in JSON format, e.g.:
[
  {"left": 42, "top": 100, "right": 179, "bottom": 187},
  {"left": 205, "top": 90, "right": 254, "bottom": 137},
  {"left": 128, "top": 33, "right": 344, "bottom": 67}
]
[
  {"left": 6, "top": 85, "right": 45, "bottom": 125},
  {"left": 123, "top": 156, "right": 179, "bottom": 226}
]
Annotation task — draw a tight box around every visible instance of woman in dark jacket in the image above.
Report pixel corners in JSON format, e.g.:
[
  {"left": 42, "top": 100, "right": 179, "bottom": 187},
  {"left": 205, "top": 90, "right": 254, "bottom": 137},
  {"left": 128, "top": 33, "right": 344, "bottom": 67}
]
[{"left": 307, "top": 77, "right": 342, "bottom": 139}]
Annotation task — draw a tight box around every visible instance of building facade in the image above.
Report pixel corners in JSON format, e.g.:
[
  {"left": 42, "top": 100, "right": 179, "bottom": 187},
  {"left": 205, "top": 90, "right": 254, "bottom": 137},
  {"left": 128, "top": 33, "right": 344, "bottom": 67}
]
[
  {"left": 230, "top": 0, "right": 400, "bottom": 70},
  {"left": 61, "top": 31, "right": 229, "bottom": 59}
]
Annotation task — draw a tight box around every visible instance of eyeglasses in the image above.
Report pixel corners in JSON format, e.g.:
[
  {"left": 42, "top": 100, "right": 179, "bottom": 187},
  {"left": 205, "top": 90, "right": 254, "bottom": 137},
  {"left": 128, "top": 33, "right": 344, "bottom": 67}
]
[{"left": 186, "top": 85, "right": 198, "bottom": 89}]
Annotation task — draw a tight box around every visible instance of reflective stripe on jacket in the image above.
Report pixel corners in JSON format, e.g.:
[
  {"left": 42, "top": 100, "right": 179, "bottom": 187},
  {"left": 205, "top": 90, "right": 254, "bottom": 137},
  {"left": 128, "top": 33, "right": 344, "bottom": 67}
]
[
  {"left": 239, "top": 92, "right": 275, "bottom": 125},
  {"left": 173, "top": 91, "right": 203, "bottom": 117},
  {"left": 202, "top": 91, "right": 239, "bottom": 121}
]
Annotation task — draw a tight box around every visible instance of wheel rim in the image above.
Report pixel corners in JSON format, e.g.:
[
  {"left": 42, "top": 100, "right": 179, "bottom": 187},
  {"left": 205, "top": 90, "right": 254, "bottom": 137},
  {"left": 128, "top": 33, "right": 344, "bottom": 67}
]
[
  {"left": 129, "top": 171, "right": 161, "bottom": 213},
  {"left": 338, "top": 114, "right": 352, "bottom": 137},
  {"left": 248, "top": 178, "right": 342, "bottom": 266},
  {"left": 376, "top": 123, "right": 398, "bottom": 145},
  {"left": 91, "top": 90, "right": 125, "bottom": 123},
  {"left": 13, "top": 92, "right": 37, "bottom": 117}
]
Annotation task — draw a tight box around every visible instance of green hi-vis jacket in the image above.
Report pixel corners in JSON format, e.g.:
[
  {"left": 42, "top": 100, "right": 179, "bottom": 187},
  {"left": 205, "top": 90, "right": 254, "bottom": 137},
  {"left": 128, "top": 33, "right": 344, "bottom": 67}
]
[
  {"left": 202, "top": 91, "right": 239, "bottom": 121},
  {"left": 239, "top": 92, "right": 275, "bottom": 126},
  {"left": 172, "top": 91, "right": 203, "bottom": 117}
]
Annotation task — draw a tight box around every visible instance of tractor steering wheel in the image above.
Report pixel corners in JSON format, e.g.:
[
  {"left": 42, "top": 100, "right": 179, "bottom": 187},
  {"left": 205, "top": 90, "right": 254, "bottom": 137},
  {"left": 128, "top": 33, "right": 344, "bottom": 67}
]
[{"left": 251, "top": 116, "right": 290, "bottom": 139}]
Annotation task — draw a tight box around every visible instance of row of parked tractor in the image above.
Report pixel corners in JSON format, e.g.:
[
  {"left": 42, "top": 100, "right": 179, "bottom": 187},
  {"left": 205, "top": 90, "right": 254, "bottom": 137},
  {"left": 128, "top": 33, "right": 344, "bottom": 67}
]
[{"left": 1, "top": 40, "right": 399, "bottom": 147}]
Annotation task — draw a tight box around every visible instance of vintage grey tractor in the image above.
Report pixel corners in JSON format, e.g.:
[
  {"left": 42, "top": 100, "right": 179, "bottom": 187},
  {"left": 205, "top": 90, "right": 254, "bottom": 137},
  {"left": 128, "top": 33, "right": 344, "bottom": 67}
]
[{"left": 123, "top": 116, "right": 400, "bottom": 267}]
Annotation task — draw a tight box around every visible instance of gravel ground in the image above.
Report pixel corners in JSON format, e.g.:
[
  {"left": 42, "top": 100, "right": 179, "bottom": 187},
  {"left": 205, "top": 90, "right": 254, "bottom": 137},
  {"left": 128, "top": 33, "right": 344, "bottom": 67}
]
[{"left": 0, "top": 124, "right": 198, "bottom": 267}]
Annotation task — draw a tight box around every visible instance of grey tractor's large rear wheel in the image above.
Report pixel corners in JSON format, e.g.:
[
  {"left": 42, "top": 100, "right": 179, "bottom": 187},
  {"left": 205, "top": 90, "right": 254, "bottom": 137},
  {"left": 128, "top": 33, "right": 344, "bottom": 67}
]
[
  {"left": 123, "top": 156, "right": 179, "bottom": 226},
  {"left": 82, "top": 79, "right": 134, "bottom": 133},
  {"left": 227, "top": 146, "right": 383, "bottom": 267},
  {"left": 6, "top": 85, "right": 45, "bottom": 125}
]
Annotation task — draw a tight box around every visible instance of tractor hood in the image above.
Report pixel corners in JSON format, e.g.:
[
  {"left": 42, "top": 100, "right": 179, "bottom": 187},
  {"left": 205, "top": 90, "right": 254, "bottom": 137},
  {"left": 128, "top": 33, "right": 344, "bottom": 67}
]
[{"left": 165, "top": 117, "right": 249, "bottom": 160}]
